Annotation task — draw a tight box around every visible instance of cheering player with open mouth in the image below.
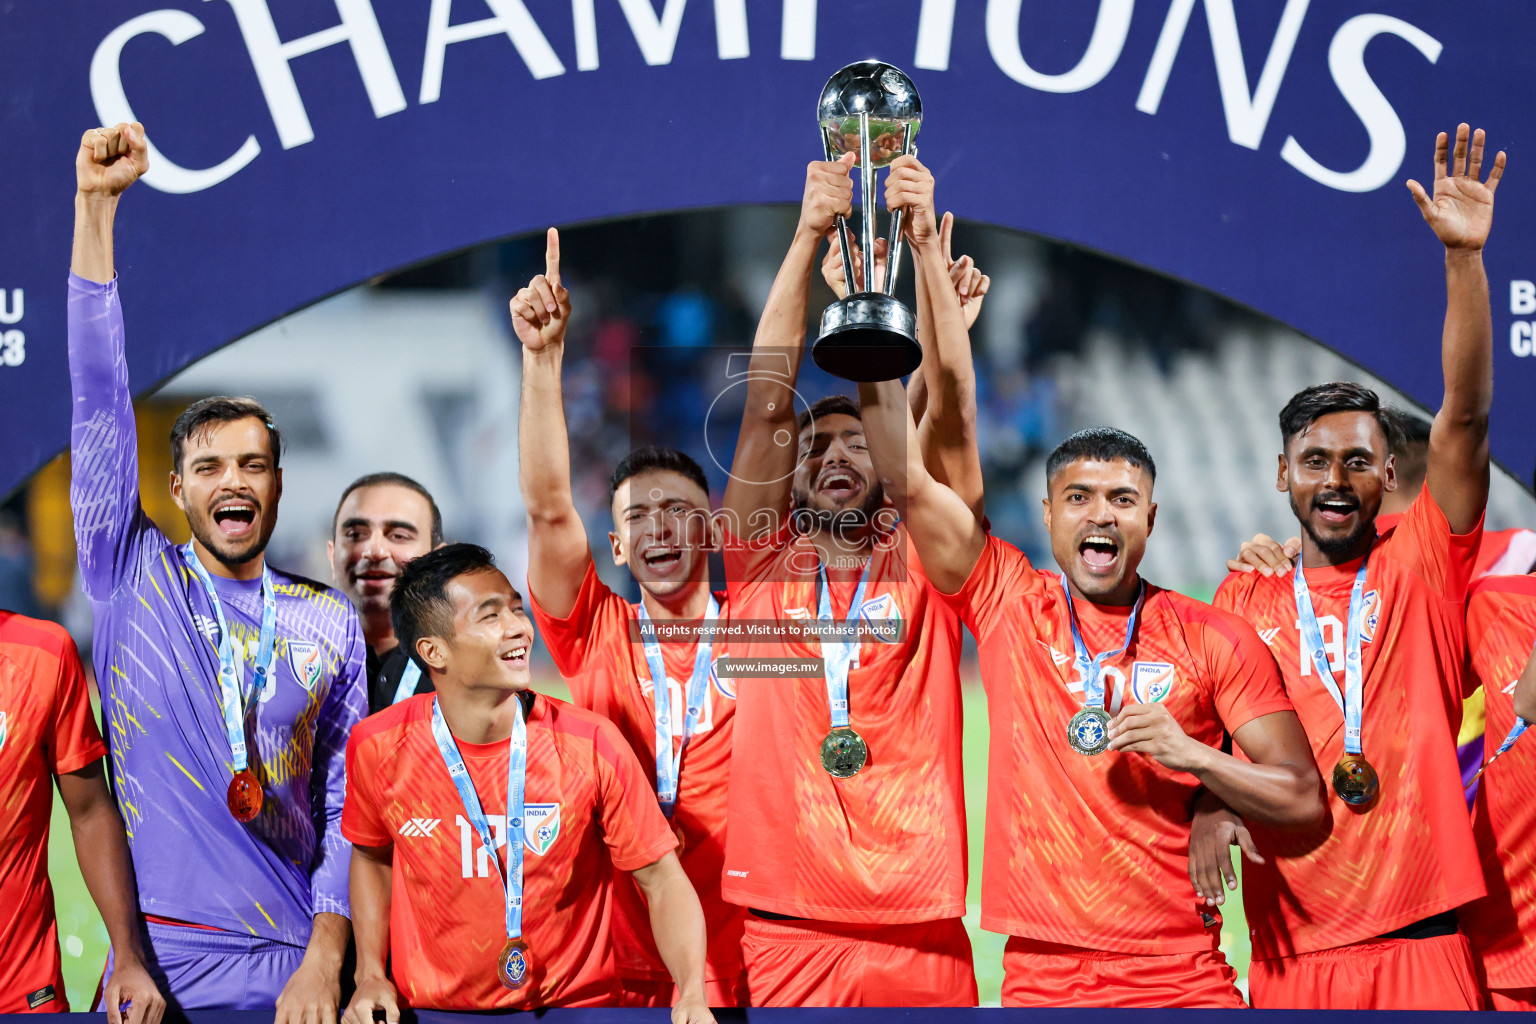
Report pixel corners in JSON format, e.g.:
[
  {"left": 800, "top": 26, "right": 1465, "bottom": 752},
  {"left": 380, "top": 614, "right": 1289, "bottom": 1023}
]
[
  {"left": 340, "top": 545, "right": 712, "bottom": 1021},
  {"left": 1203, "top": 124, "right": 1503, "bottom": 1010},
  {"left": 70, "top": 123, "right": 365, "bottom": 1020},
  {"left": 853, "top": 379, "right": 1323, "bottom": 1006},
  {"left": 513, "top": 229, "right": 747, "bottom": 1006}
]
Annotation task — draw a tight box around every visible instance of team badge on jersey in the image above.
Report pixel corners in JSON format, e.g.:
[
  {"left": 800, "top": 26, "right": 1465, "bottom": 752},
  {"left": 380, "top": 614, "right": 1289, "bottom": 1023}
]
[
  {"left": 287, "top": 640, "right": 323, "bottom": 692},
  {"left": 1358, "top": 590, "right": 1381, "bottom": 643},
  {"left": 711, "top": 658, "right": 737, "bottom": 701},
  {"left": 1130, "top": 662, "right": 1176, "bottom": 703},
  {"left": 855, "top": 592, "right": 902, "bottom": 643},
  {"left": 524, "top": 804, "right": 560, "bottom": 855}
]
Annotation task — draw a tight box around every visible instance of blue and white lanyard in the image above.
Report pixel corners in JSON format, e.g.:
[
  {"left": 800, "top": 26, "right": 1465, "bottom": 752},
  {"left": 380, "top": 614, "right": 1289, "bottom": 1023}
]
[
  {"left": 392, "top": 659, "right": 422, "bottom": 706},
  {"left": 818, "top": 562, "right": 870, "bottom": 731},
  {"left": 1060, "top": 576, "right": 1144, "bottom": 709},
  {"left": 637, "top": 596, "right": 719, "bottom": 817},
  {"left": 1491, "top": 718, "right": 1531, "bottom": 762},
  {"left": 182, "top": 545, "right": 276, "bottom": 773},
  {"left": 1294, "top": 557, "right": 1369, "bottom": 756},
  {"left": 431, "top": 696, "right": 526, "bottom": 944}
]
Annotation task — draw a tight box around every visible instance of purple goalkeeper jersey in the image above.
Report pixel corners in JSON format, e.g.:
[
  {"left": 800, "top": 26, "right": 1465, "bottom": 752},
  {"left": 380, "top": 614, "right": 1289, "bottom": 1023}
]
[{"left": 68, "top": 272, "right": 366, "bottom": 945}]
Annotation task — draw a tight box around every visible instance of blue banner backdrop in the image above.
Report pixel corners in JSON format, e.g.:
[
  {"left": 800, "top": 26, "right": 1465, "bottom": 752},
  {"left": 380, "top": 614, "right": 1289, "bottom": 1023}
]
[{"left": 2, "top": 1, "right": 1533, "bottom": 498}]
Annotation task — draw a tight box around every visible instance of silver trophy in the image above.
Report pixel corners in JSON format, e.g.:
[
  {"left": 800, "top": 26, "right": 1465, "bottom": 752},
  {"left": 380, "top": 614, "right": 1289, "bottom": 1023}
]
[{"left": 814, "top": 60, "right": 923, "bottom": 383}]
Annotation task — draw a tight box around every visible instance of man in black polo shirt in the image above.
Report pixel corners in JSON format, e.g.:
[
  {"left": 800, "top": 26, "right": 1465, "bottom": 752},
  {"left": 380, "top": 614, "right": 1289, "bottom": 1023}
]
[{"left": 329, "top": 472, "right": 445, "bottom": 713}]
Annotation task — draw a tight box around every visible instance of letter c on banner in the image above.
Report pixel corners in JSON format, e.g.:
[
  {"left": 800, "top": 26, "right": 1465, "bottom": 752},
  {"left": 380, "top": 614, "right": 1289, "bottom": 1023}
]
[
  {"left": 986, "top": 0, "right": 1134, "bottom": 93},
  {"left": 91, "top": 10, "right": 262, "bottom": 195}
]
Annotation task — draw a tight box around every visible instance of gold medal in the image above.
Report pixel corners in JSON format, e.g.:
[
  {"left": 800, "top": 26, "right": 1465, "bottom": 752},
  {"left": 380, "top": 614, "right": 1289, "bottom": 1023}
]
[
  {"left": 1067, "top": 706, "right": 1112, "bottom": 756},
  {"left": 819, "top": 727, "right": 868, "bottom": 778},
  {"left": 1331, "top": 754, "right": 1379, "bottom": 807},
  {"left": 226, "top": 769, "right": 263, "bottom": 822},
  {"left": 497, "top": 937, "right": 531, "bottom": 990}
]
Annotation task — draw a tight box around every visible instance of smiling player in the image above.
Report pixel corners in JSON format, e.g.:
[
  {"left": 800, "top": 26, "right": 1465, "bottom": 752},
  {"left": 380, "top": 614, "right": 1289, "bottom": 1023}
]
[
  {"left": 854, "top": 374, "right": 1323, "bottom": 1007},
  {"left": 69, "top": 123, "right": 366, "bottom": 1020},
  {"left": 340, "top": 545, "right": 712, "bottom": 1021},
  {"left": 513, "top": 229, "right": 747, "bottom": 1006},
  {"left": 1204, "top": 124, "right": 1502, "bottom": 1010}
]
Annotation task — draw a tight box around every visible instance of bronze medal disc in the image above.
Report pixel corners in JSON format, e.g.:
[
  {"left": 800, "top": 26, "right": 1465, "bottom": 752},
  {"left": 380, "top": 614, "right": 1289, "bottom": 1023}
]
[
  {"left": 1067, "top": 706, "right": 1112, "bottom": 756},
  {"left": 226, "top": 769, "right": 264, "bottom": 822},
  {"left": 819, "top": 727, "right": 868, "bottom": 778},
  {"left": 498, "top": 937, "right": 531, "bottom": 990},
  {"left": 1331, "top": 754, "right": 1380, "bottom": 807}
]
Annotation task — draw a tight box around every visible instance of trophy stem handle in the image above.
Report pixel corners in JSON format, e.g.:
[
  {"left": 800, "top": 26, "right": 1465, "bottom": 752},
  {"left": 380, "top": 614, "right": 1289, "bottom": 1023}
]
[
  {"left": 824, "top": 128, "right": 858, "bottom": 297},
  {"left": 883, "top": 123, "right": 916, "bottom": 297},
  {"left": 858, "top": 112, "right": 876, "bottom": 296}
]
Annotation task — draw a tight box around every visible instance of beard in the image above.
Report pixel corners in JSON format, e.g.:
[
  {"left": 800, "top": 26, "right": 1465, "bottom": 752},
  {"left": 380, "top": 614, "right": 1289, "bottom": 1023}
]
[
  {"left": 791, "top": 478, "right": 886, "bottom": 538},
  {"left": 186, "top": 505, "right": 274, "bottom": 568},
  {"left": 1289, "top": 491, "right": 1375, "bottom": 559}
]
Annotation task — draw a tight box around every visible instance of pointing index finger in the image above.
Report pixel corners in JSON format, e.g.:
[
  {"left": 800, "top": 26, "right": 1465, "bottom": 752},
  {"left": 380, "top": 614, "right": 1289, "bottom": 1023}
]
[
  {"left": 545, "top": 227, "right": 560, "bottom": 288},
  {"left": 940, "top": 212, "right": 954, "bottom": 264}
]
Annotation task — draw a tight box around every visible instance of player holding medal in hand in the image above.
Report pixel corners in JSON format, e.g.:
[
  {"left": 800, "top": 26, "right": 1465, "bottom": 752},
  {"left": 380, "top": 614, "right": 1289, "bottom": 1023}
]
[
  {"left": 341, "top": 545, "right": 712, "bottom": 1021},
  {"left": 1206, "top": 124, "right": 1503, "bottom": 1010}
]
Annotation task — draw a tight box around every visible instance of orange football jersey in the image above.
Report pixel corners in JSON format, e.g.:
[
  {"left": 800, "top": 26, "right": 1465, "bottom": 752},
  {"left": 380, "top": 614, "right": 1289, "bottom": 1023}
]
[
  {"left": 0, "top": 613, "right": 107, "bottom": 1013},
  {"left": 944, "top": 534, "right": 1293, "bottom": 953},
  {"left": 1459, "top": 573, "right": 1536, "bottom": 989},
  {"left": 719, "top": 522, "right": 967, "bottom": 923},
  {"left": 528, "top": 560, "right": 744, "bottom": 986},
  {"left": 341, "top": 692, "right": 677, "bottom": 1011},
  {"left": 1215, "top": 488, "right": 1484, "bottom": 959}
]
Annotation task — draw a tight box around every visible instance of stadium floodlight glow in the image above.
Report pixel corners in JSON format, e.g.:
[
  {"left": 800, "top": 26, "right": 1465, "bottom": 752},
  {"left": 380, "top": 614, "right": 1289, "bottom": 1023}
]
[{"left": 814, "top": 59, "right": 924, "bottom": 383}]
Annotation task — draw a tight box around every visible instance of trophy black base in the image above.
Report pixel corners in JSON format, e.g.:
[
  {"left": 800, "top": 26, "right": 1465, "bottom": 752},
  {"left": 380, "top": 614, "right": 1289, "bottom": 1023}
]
[{"left": 813, "top": 293, "right": 922, "bottom": 383}]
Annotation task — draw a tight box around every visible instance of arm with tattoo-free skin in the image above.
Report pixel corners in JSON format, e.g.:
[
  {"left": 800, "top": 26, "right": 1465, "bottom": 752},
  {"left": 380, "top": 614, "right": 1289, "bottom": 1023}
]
[
  {"left": 722, "top": 155, "right": 854, "bottom": 543},
  {"left": 58, "top": 763, "right": 164, "bottom": 1024},
  {"left": 1406, "top": 124, "right": 1502, "bottom": 534},
  {"left": 512, "top": 229, "right": 589, "bottom": 619},
  {"left": 341, "top": 845, "right": 397, "bottom": 1024},
  {"left": 631, "top": 853, "right": 714, "bottom": 1024}
]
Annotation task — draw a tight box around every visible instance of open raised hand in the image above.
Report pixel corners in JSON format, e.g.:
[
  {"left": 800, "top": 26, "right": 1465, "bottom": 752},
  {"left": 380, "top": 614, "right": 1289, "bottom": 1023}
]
[{"left": 1407, "top": 123, "right": 1505, "bottom": 251}]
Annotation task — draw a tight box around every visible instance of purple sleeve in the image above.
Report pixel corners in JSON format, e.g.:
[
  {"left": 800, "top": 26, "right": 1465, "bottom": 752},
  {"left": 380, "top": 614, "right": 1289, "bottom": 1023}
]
[
  {"left": 68, "top": 273, "right": 154, "bottom": 598},
  {"left": 308, "top": 605, "right": 369, "bottom": 918}
]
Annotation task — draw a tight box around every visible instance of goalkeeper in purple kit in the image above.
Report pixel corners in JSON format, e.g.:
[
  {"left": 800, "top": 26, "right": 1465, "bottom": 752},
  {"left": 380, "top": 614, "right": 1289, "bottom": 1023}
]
[{"left": 69, "top": 122, "right": 367, "bottom": 1020}]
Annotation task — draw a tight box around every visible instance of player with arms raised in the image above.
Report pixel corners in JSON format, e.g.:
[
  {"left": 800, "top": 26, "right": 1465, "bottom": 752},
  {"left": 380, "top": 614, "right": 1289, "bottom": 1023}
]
[
  {"left": 856, "top": 362, "right": 1323, "bottom": 1005},
  {"left": 512, "top": 229, "right": 747, "bottom": 1005},
  {"left": 70, "top": 123, "right": 365, "bottom": 1020},
  {"left": 1201, "top": 124, "right": 1503, "bottom": 1009},
  {"left": 716, "top": 151, "right": 988, "bottom": 1006}
]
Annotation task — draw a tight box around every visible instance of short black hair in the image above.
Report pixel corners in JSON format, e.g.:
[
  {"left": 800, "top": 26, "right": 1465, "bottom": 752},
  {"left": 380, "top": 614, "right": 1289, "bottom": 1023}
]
[
  {"left": 797, "top": 394, "right": 861, "bottom": 433},
  {"left": 1045, "top": 427, "right": 1157, "bottom": 486},
  {"left": 609, "top": 446, "right": 710, "bottom": 502},
  {"left": 1382, "top": 407, "right": 1432, "bottom": 490},
  {"left": 391, "top": 543, "right": 498, "bottom": 672},
  {"left": 333, "top": 472, "right": 444, "bottom": 545},
  {"left": 1278, "top": 382, "right": 1393, "bottom": 448},
  {"left": 170, "top": 396, "right": 283, "bottom": 473}
]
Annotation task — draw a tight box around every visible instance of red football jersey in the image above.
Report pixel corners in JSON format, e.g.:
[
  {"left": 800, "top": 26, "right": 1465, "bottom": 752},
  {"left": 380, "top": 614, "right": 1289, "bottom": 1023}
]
[
  {"left": 719, "top": 522, "right": 968, "bottom": 923},
  {"left": 1215, "top": 488, "right": 1484, "bottom": 959},
  {"left": 0, "top": 612, "right": 108, "bottom": 1013},
  {"left": 528, "top": 560, "right": 744, "bottom": 986},
  {"left": 944, "top": 535, "right": 1292, "bottom": 953},
  {"left": 1459, "top": 574, "right": 1536, "bottom": 989},
  {"left": 342, "top": 692, "right": 678, "bottom": 1011}
]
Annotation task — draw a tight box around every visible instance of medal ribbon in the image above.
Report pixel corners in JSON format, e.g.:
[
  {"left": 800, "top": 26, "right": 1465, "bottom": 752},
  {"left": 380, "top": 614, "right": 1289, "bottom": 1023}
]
[
  {"left": 431, "top": 696, "right": 526, "bottom": 944},
  {"left": 1293, "top": 557, "right": 1369, "bottom": 756},
  {"left": 181, "top": 545, "right": 277, "bottom": 773},
  {"left": 637, "top": 596, "right": 719, "bottom": 817},
  {"left": 818, "top": 562, "right": 870, "bottom": 731},
  {"left": 392, "top": 659, "right": 422, "bottom": 706},
  {"left": 1060, "top": 576, "right": 1145, "bottom": 710}
]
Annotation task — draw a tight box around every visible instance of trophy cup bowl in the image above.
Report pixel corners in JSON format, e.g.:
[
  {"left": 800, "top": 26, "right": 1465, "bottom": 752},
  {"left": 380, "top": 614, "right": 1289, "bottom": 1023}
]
[{"left": 814, "top": 61, "right": 924, "bottom": 383}]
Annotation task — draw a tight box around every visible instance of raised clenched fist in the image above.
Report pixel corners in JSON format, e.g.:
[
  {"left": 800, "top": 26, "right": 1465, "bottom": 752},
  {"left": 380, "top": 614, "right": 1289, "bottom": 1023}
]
[{"left": 77, "top": 123, "right": 149, "bottom": 198}]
